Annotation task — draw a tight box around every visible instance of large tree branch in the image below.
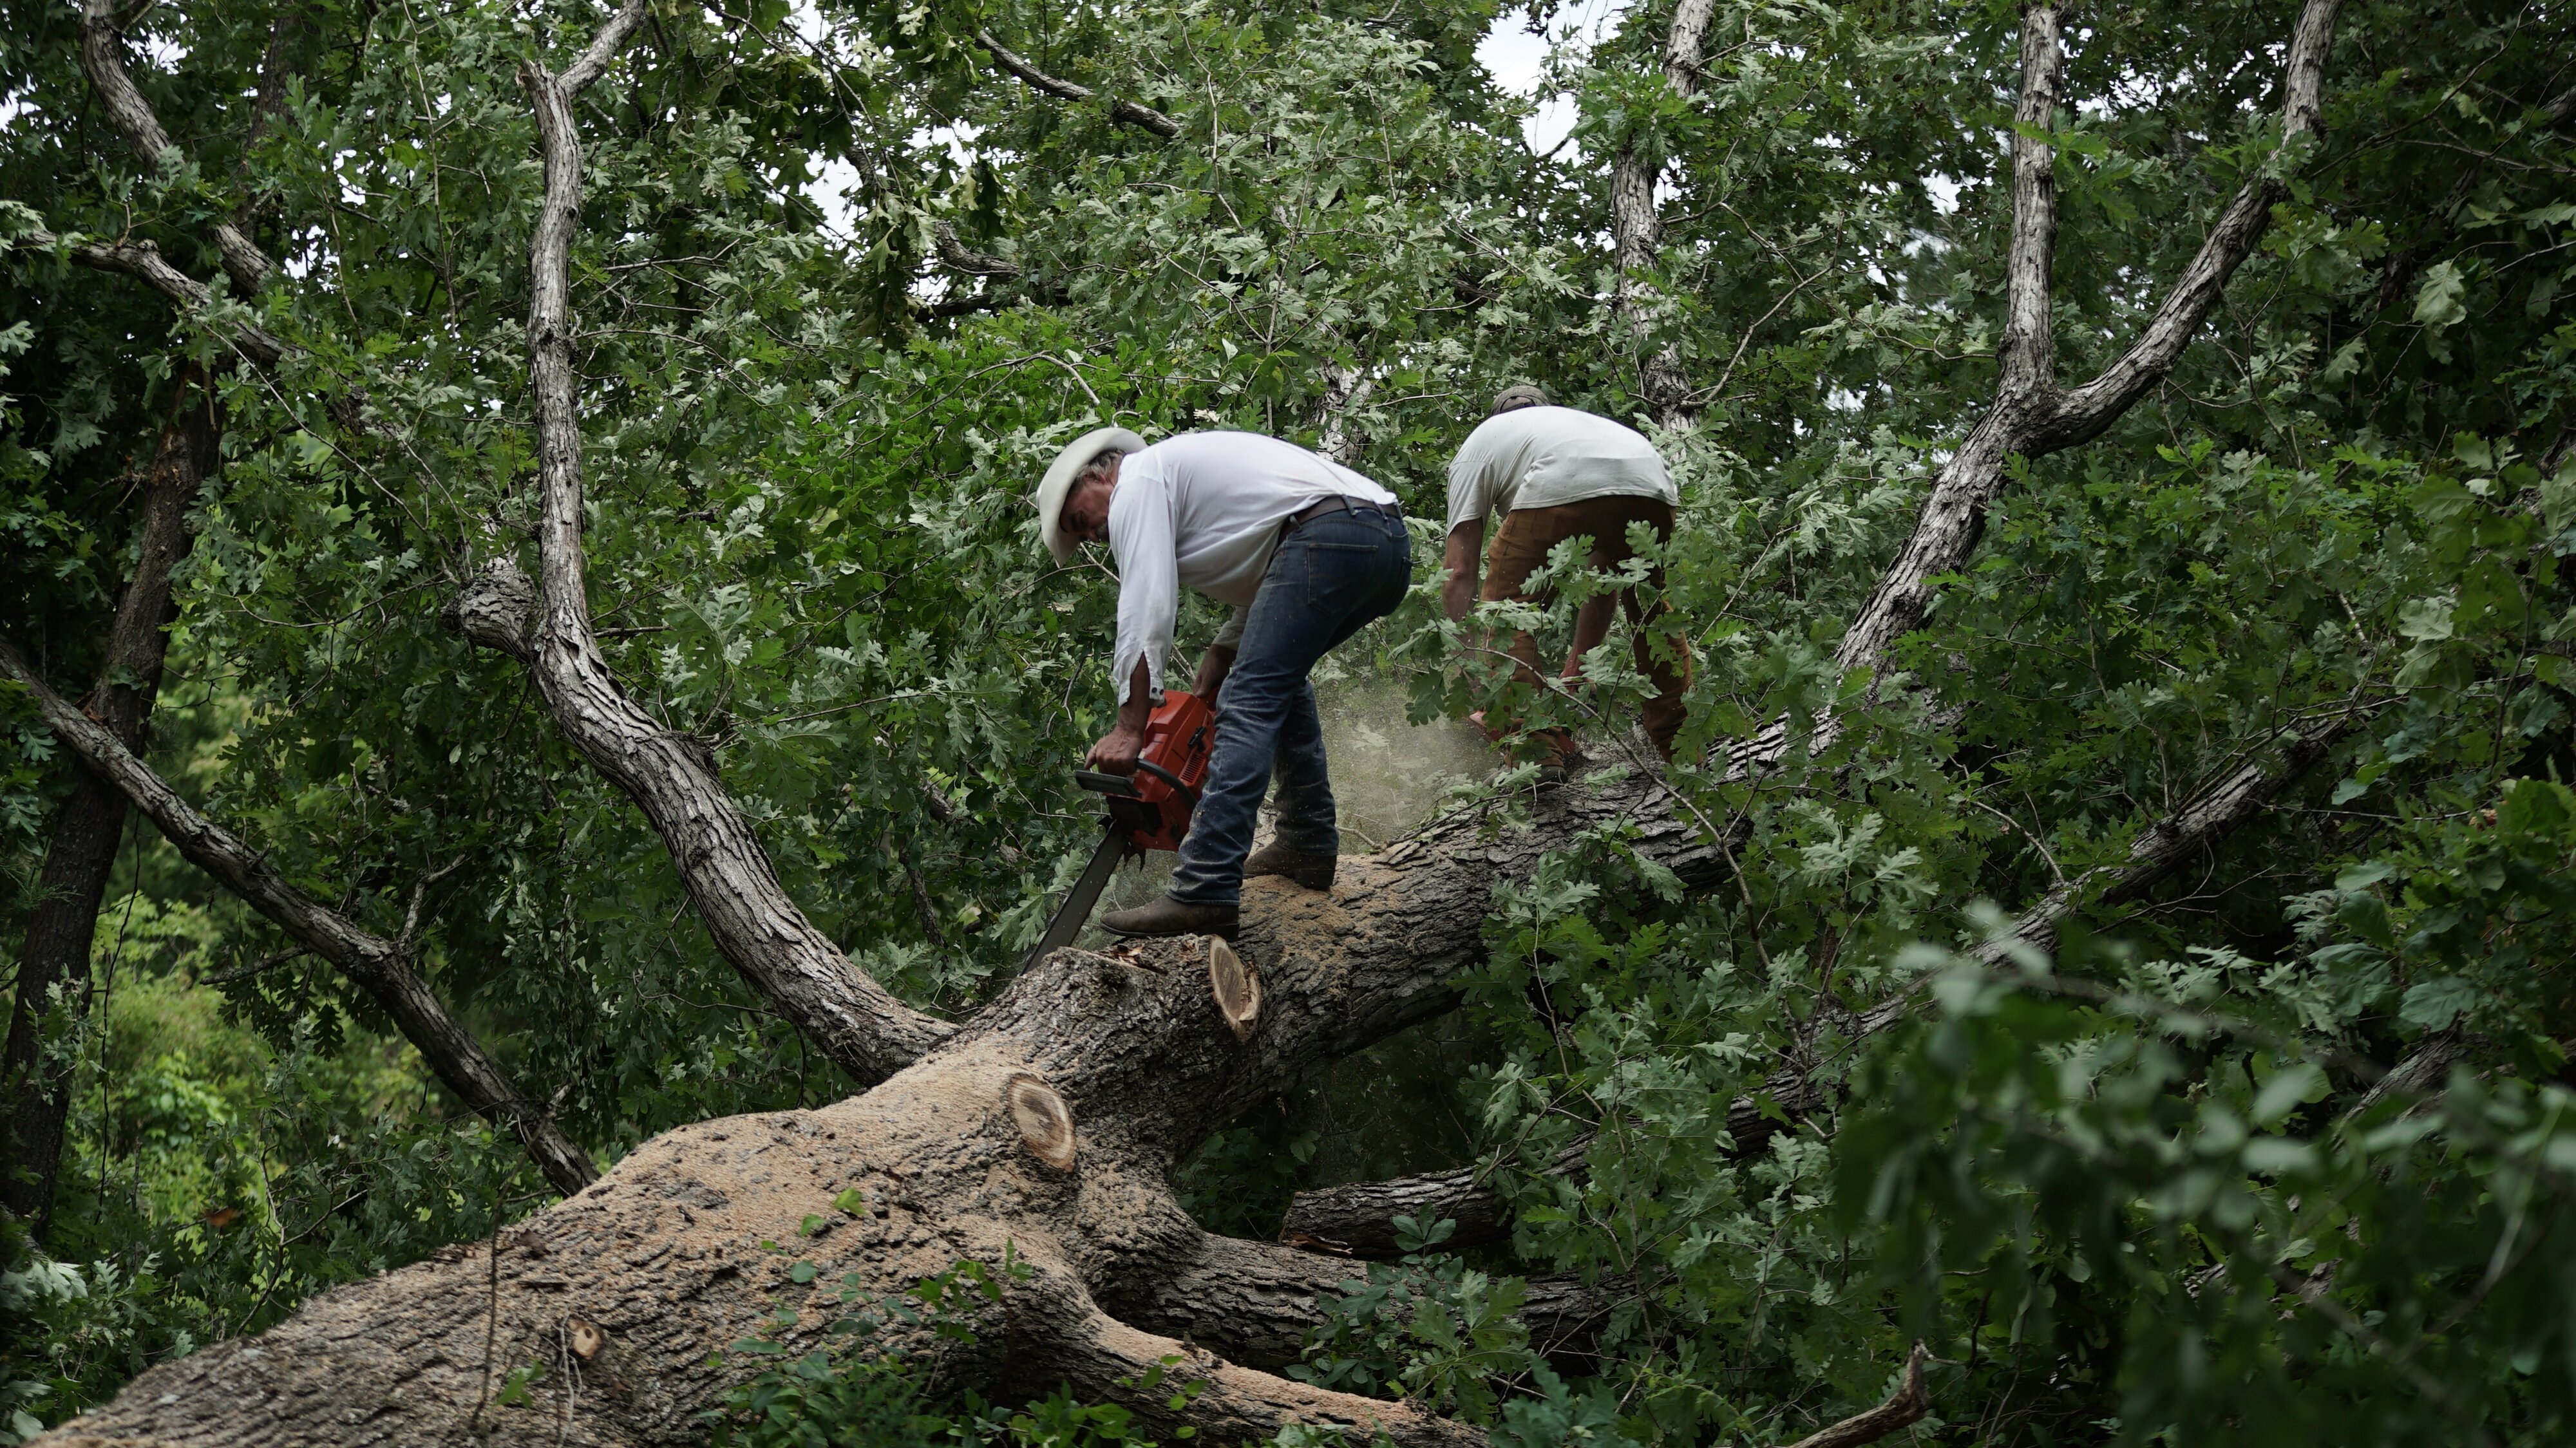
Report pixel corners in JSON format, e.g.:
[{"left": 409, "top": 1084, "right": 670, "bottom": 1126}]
[
  {"left": 1982, "top": 707, "right": 2358, "bottom": 960},
  {"left": 1832, "top": 0, "right": 2342, "bottom": 689},
  {"left": 932, "top": 218, "right": 1021, "bottom": 277},
  {"left": 511, "top": 5, "right": 953, "bottom": 1085},
  {"left": 0, "top": 637, "right": 596, "bottom": 1197},
  {"left": 975, "top": 27, "right": 1180, "bottom": 139},
  {"left": 16, "top": 228, "right": 287, "bottom": 367},
  {"left": 1770, "top": 1344, "right": 1930, "bottom": 1448},
  {"left": 1314, "top": 361, "right": 1374, "bottom": 467},
  {"left": 1997, "top": 3, "right": 2063, "bottom": 393},
  {"left": 76, "top": 0, "right": 274, "bottom": 297},
  {"left": 1255, "top": 0, "right": 2348, "bottom": 1270},
  {"left": 1609, "top": 0, "right": 1718, "bottom": 426},
  {"left": 2041, "top": 0, "right": 2339, "bottom": 448}
]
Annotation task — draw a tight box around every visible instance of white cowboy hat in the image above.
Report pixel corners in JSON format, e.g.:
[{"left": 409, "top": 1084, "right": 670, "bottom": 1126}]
[{"left": 1035, "top": 426, "right": 1146, "bottom": 563}]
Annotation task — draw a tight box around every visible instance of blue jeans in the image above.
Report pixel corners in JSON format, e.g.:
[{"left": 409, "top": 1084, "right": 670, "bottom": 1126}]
[{"left": 1168, "top": 507, "right": 1412, "bottom": 906}]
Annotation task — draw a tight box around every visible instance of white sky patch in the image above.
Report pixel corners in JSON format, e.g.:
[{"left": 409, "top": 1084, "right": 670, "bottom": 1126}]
[
  {"left": 809, "top": 155, "right": 866, "bottom": 241},
  {"left": 1476, "top": 0, "right": 1621, "bottom": 156},
  {"left": 1926, "top": 173, "right": 1962, "bottom": 214}
]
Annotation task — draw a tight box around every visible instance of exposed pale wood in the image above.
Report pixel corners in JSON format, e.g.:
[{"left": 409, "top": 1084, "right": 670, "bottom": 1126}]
[
  {"left": 36, "top": 933, "right": 1493, "bottom": 1446},
  {"left": 1208, "top": 937, "right": 1261, "bottom": 1041},
  {"left": 1008, "top": 1072, "right": 1079, "bottom": 1169}
]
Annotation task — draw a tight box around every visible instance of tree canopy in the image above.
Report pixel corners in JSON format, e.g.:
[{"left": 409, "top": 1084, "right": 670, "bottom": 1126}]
[{"left": 5, "top": 0, "right": 2576, "bottom": 1443}]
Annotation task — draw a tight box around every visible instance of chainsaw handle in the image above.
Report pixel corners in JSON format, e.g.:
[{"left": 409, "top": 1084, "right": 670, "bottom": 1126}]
[
  {"left": 1132, "top": 758, "right": 1197, "bottom": 805},
  {"left": 1074, "top": 758, "right": 1195, "bottom": 804},
  {"left": 1074, "top": 769, "right": 1141, "bottom": 798}
]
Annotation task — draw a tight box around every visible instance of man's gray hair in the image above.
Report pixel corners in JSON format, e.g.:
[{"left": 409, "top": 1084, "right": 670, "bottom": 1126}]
[
  {"left": 1073, "top": 446, "right": 1127, "bottom": 489},
  {"left": 1490, "top": 384, "right": 1550, "bottom": 415}
]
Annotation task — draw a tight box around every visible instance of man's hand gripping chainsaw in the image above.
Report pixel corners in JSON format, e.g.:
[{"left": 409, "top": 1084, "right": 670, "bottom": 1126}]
[{"left": 1025, "top": 690, "right": 1217, "bottom": 966}]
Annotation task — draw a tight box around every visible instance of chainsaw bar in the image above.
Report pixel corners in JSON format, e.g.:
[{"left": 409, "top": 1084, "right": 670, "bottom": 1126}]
[{"left": 1025, "top": 825, "right": 1135, "bottom": 968}]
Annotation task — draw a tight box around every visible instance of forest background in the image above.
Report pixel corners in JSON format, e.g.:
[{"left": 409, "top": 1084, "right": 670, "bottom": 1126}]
[{"left": 5, "top": 0, "right": 2576, "bottom": 1443}]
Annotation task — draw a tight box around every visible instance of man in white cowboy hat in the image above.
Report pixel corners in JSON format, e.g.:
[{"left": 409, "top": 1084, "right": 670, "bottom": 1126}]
[{"left": 1036, "top": 426, "right": 1410, "bottom": 938}]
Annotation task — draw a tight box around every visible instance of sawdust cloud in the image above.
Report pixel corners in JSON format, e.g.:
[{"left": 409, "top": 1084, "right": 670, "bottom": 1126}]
[{"left": 1086, "top": 672, "right": 1493, "bottom": 923}]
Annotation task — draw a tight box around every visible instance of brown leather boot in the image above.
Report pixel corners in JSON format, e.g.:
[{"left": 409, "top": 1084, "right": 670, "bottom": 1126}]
[
  {"left": 1244, "top": 842, "right": 1336, "bottom": 891},
  {"left": 1100, "top": 894, "right": 1240, "bottom": 940}
]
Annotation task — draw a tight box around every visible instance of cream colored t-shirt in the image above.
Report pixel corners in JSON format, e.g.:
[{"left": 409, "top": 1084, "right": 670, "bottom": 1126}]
[{"left": 1444, "top": 406, "right": 1674, "bottom": 531}]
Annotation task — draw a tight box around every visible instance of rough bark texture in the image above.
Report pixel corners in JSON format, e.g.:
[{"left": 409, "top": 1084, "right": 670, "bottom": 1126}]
[
  {"left": 1773, "top": 1343, "right": 1928, "bottom": 1448},
  {"left": 933, "top": 220, "right": 1021, "bottom": 278},
  {"left": 36, "top": 934, "right": 1482, "bottom": 1447},
  {"left": 1, "top": 381, "right": 213, "bottom": 1236},
  {"left": 17, "top": 229, "right": 287, "bottom": 366},
  {"left": 513, "top": 21, "right": 954, "bottom": 1088},
  {"left": 1314, "top": 361, "right": 1375, "bottom": 467},
  {"left": 0, "top": 10, "right": 598, "bottom": 1199},
  {"left": 77, "top": 0, "right": 273, "bottom": 297},
  {"left": 1832, "top": 0, "right": 2343, "bottom": 691},
  {"left": 1609, "top": 0, "right": 1718, "bottom": 426},
  {"left": 0, "top": 639, "right": 600, "bottom": 1199}
]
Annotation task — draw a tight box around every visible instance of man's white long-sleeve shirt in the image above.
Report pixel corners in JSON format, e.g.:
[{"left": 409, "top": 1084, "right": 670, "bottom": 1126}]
[
  {"left": 1106, "top": 431, "right": 1396, "bottom": 703},
  {"left": 1444, "top": 405, "right": 1674, "bottom": 531}
]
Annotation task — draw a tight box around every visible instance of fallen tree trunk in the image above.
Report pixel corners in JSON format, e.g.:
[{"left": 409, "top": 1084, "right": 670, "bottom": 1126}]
[{"left": 37, "top": 928, "right": 1489, "bottom": 1445}]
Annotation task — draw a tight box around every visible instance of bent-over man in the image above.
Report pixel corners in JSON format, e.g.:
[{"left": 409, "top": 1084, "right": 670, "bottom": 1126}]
[
  {"left": 1036, "top": 427, "right": 1409, "bottom": 938},
  {"left": 1441, "top": 385, "right": 1690, "bottom": 762}
]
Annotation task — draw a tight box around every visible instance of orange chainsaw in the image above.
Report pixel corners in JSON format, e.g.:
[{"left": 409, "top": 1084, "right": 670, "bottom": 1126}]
[{"left": 1027, "top": 689, "right": 1217, "bottom": 966}]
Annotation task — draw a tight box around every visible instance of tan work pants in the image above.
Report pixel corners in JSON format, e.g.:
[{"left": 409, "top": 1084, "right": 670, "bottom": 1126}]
[{"left": 1479, "top": 494, "right": 1690, "bottom": 757}]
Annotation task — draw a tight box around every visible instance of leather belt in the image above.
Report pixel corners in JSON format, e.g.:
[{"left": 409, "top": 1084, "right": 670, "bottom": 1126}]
[{"left": 1290, "top": 494, "right": 1403, "bottom": 527}]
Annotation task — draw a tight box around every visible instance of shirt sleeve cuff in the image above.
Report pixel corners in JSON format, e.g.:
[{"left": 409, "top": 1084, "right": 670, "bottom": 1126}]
[{"left": 1114, "top": 650, "right": 1164, "bottom": 706}]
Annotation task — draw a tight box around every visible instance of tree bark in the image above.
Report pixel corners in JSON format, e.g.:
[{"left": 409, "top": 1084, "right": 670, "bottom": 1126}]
[
  {"left": 76, "top": 0, "right": 274, "bottom": 297},
  {"left": 1610, "top": 0, "right": 1718, "bottom": 426},
  {"left": 15, "top": 229, "right": 287, "bottom": 367},
  {"left": 0, "top": 640, "right": 600, "bottom": 1199},
  {"left": 1, "top": 379, "right": 213, "bottom": 1237},
  {"left": 5, "top": 15, "right": 603, "bottom": 1194},
  {"left": 1832, "top": 0, "right": 2342, "bottom": 694},
  {"left": 507, "top": 10, "right": 954, "bottom": 1089},
  {"left": 33, "top": 932, "right": 1488, "bottom": 1447}
]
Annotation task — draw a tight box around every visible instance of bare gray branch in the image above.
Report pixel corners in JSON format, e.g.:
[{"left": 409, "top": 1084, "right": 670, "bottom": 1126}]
[
  {"left": 975, "top": 27, "right": 1182, "bottom": 139},
  {"left": 0, "top": 637, "right": 598, "bottom": 1197}
]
